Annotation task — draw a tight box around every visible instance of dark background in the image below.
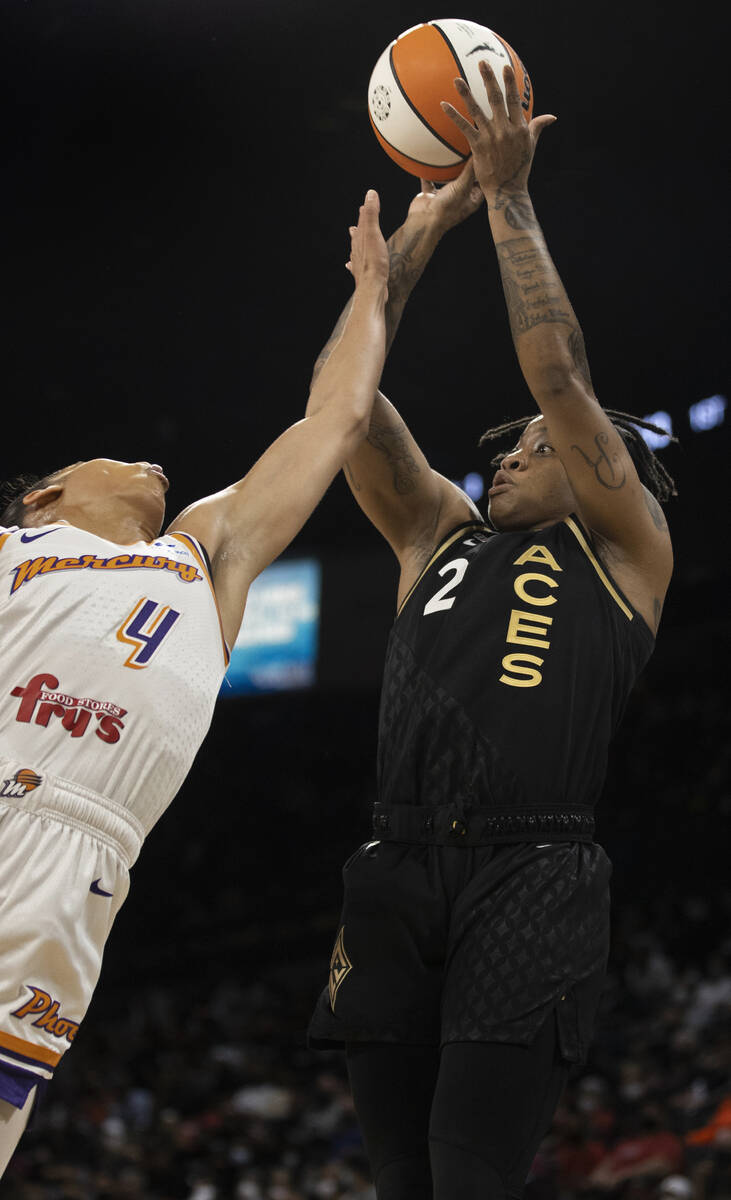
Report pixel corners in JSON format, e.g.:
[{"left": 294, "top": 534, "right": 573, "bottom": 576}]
[{"left": 1, "top": 0, "right": 729, "bottom": 1133}]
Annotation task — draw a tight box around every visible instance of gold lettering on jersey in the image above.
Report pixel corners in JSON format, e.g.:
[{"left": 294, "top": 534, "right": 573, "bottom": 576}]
[
  {"left": 513, "top": 572, "right": 558, "bottom": 606},
  {"left": 505, "top": 609, "right": 553, "bottom": 649},
  {"left": 512, "top": 544, "right": 562, "bottom": 572},
  {"left": 9, "top": 554, "right": 202, "bottom": 595},
  {"left": 499, "top": 652, "right": 544, "bottom": 687},
  {"left": 500, "top": 544, "right": 563, "bottom": 688}
]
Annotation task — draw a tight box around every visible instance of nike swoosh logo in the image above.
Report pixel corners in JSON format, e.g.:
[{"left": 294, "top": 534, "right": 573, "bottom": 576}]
[
  {"left": 20, "top": 529, "right": 57, "bottom": 543},
  {"left": 90, "top": 878, "right": 113, "bottom": 897}
]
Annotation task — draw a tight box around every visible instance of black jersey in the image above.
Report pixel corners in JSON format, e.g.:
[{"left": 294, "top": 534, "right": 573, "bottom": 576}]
[{"left": 377, "top": 517, "right": 655, "bottom": 819}]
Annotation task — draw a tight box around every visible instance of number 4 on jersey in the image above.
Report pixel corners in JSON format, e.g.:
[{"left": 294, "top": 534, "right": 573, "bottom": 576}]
[
  {"left": 423, "top": 558, "right": 470, "bottom": 616},
  {"left": 116, "top": 598, "right": 180, "bottom": 668}
]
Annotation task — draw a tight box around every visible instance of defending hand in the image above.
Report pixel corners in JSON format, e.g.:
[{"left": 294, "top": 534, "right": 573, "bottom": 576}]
[{"left": 346, "top": 189, "right": 389, "bottom": 293}]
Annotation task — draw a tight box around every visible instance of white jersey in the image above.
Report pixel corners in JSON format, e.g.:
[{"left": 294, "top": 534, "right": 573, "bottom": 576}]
[{"left": 0, "top": 522, "right": 230, "bottom": 852}]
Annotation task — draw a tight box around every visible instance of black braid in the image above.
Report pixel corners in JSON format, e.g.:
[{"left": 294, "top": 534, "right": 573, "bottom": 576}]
[{"left": 479, "top": 410, "right": 678, "bottom": 502}]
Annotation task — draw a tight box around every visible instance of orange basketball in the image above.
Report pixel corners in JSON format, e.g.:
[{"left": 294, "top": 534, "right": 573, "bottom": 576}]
[{"left": 368, "top": 19, "right": 533, "bottom": 181}]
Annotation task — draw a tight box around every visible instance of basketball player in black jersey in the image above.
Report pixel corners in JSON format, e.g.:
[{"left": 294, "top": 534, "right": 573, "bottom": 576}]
[{"left": 305, "top": 63, "right": 675, "bottom": 1200}]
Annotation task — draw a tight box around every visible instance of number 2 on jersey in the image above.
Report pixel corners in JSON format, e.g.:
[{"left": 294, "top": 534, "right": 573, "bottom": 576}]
[
  {"left": 116, "top": 598, "right": 181, "bottom": 668},
  {"left": 423, "top": 558, "right": 470, "bottom": 616}
]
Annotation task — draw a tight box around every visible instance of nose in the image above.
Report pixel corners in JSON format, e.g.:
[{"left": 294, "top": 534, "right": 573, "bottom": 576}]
[{"left": 501, "top": 448, "right": 525, "bottom": 471}]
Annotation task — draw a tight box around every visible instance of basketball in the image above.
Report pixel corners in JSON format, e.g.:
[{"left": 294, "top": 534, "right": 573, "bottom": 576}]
[{"left": 368, "top": 18, "right": 533, "bottom": 181}]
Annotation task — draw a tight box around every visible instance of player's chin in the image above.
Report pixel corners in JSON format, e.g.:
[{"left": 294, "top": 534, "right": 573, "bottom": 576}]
[{"left": 487, "top": 494, "right": 521, "bottom": 531}]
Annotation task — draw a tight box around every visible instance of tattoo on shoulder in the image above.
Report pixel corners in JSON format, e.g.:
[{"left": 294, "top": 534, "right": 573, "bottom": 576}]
[
  {"left": 642, "top": 486, "right": 669, "bottom": 533},
  {"left": 366, "top": 417, "right": 421, "bottom": 495},
  {"left": 570, "top": 432, "right": 627, "bottom": 490}
]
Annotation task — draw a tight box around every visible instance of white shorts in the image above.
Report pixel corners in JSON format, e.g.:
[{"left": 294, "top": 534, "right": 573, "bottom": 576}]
[{"left": 0, "top": 760, "right": 142, "bottom": 1107}]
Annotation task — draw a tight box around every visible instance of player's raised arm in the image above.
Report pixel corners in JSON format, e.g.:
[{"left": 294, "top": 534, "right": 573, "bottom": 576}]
[
  {"left": 442, "top": 63, "right": 673, "bottom": 582},
  {"left": 305, "top": 167, "right": 485, "bottom": 578},
  {"left": 166, "top": 190, "right": 389, "bottom": 648}
]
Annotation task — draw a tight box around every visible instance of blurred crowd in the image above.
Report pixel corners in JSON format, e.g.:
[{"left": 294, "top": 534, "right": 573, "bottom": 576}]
[{"left": 2, "top": 881, "right": 729, "bottom": 1200}]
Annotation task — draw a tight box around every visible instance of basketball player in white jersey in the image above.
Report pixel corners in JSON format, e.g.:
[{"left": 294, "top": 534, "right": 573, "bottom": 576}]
[{"left": 0, "top": 191, "right": 388, "bottom": 1172}]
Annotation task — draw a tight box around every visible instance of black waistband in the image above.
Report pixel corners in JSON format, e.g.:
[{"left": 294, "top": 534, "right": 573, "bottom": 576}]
[{"left": 372, "top": 803, "right": 595, "bottom": 846}]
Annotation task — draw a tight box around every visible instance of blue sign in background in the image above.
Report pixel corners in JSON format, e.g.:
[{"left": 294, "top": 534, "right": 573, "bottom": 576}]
[{"left": 221, "top": 559, "right": 321, "bottom": 697}]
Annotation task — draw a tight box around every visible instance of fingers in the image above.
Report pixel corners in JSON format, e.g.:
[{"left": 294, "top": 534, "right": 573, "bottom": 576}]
[
  {"left": 501, "top": 63, "right": 524, "bottom": 123},
  {"left": 477, "top": 59, "right": 508, "bottom": 120},
  {"left": 530, "top": 113, "right": 558, "bottom": 141},
  {"left": 440, "top": 99, "right": 477, "bottom": 141}
]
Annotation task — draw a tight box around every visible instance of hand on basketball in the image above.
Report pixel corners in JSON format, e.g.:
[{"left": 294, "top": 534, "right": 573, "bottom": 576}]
[
  {"left": 346, "top": 189, "right": 389, "bottom": 293},
  {"left": 406, "top": 160, "right": 484, "bottom": 233},
  {"left": 441, "top": 62, "right": 556, "bottom": 202}
]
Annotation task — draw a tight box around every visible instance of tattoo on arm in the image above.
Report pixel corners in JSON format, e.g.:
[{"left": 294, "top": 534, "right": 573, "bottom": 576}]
[
  {"left": 365, "top": 416, "right": 421, "bottom": 495},
  {"left": 493, "top": 186, "right": 539, "bottom": 232},
  {"left": 311, "top": 225, "right": 431, "bottom": 388},
  {"left": 494, "top": 237, "right": 573, "bottom": 339},
  {"left": 642, "top": 487, "right": 669, "bottom": 533},
  {"left": 384, "top": 226, "right": 428, "bottom": 350},
  {"left": 311, "top": 297, "right": 354, "bottom": 387},
  {"left": 570, "top": 432, "right": 627, "bottom": 490}
]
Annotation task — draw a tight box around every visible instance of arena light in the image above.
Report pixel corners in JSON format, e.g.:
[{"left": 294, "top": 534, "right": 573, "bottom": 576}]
[
  {"left": 640, "top": 411, "right": 673, "bottom": 450},
  {"left": 452, "top": 472, "right": 485, "bottom": 501},
  {"left": 689, "top": 394, "right": 727, "bottom": 432}
]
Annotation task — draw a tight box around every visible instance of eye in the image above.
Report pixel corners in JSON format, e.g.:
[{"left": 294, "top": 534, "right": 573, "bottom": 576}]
[{"left": 536, "top": 443, "right": 554, "bottom": 455}]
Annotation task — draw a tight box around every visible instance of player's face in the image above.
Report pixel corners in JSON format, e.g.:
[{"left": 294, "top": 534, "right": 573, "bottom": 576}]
[
  {"left": 487, "top": 419, "right": 576, "bottom": 531},
  {"left": 58, "top": 459, "right": 169, "bottom": 531}
]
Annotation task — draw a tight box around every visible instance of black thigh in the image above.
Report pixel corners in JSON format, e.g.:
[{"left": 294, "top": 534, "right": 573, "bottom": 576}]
[
  {"left": 346, "top": 1042, "right": 439, "bottom": 1200},
  {"left": 429, "top": 1014, "right": 568, "bottom": 1200}
]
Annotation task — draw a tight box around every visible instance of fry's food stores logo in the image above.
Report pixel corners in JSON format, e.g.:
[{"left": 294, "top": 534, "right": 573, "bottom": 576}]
[
  {"left": 11, "top": 672, "right": 127, "bottom": 743},
  {"left": 0, "top": 768, "right": 43, "bottom": 799}
]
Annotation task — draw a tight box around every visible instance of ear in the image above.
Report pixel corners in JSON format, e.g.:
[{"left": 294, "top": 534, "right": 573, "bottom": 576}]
[{"left": 22, "top": 483, "right": 64, "bottom": 517}]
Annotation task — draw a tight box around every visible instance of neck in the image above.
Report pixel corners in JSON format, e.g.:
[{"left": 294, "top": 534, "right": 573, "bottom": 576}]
[{"left": 50, "top": 506, "right": 159, "bottom": 545}]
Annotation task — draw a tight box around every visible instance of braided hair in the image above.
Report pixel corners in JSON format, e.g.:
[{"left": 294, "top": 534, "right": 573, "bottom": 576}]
[{"left": 479, "top": 410, "right": 678, "bottom": 503}]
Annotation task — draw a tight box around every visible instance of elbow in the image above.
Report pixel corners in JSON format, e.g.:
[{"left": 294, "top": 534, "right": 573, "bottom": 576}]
[{"left": 532, "top": 359, "right": 596, "bottom": 404}]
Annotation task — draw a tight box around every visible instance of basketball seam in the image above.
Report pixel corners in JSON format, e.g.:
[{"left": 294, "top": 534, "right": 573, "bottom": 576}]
[
  {"left": 387, "top": 43, "right": 466, "bottom": 159},
  {"left": 493, "top": 32, "right": 531, "bottom": 113},
  {"left": 368, "top": 110, "right": 465, "bottom": 171}
]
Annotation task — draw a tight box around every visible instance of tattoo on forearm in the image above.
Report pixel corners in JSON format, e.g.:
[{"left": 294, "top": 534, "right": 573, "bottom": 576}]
[
  {"left": 493, "top": 188, "right": 539, "bottom": 231},
  {"left": 570, "top": 432, "right": 627, "bottom": 490},
  {"left": 642, "top": 487, "right": 669, "bottom": 533},
  {"left": 311, "top": 297, "right": 354, "bottom": 387},
  {"left": 385, "top": 226, "right": 428, "bottom": 349},
  {"left": 495, "top": 237, "right": 573, "bottom": 339},
  {"left": 366, "top": 416, "right": 421, "bottom": 495}
]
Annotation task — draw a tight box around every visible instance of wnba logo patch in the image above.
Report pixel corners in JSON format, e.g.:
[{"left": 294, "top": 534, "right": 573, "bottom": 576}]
[
  {"left": 0, "top": 768, "right": 43, "bottom": 798},
  {"left": 329, "top": 926, "right": 352, "bottom": 1012}
]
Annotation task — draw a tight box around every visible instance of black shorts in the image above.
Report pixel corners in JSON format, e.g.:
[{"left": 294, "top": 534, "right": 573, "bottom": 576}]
[{"left": 308, "top": 838, "right": 611, "bottom": 1064}]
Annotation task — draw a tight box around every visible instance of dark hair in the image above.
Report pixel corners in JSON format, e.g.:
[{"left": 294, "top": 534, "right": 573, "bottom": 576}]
[
  {"left": 0, "top": 471, "right": 62, "bottom": 528},
  {"left": 479, "top": 409, "right": 678, "bottom": 502}
]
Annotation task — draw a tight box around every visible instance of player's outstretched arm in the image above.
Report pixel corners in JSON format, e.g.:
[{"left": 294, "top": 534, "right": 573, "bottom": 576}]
[
  {"left": 306, "top": 167, "right": 484, "bottom": 580},
  {"left": 442, "top": 63, "right": 673, "bottom": 584},
  {"left": 166, "top": 191, "right": 388, "bottom": 648}
]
